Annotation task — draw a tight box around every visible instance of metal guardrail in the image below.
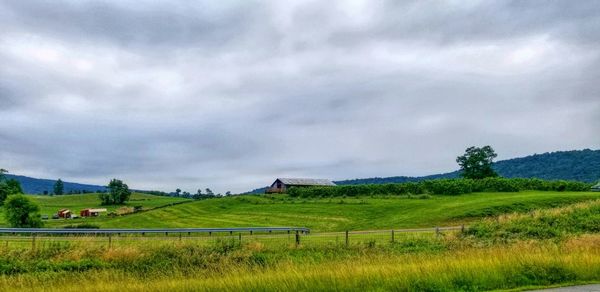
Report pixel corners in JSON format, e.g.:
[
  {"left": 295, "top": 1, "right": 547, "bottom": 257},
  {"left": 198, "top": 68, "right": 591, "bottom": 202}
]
[{"left": 0, "top": 227, "right": 310, "bottom": 235}]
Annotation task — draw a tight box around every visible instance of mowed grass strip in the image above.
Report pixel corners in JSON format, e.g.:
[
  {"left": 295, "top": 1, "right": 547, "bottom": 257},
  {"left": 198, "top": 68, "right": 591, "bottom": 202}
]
[
  {"left": 45, "top": 191, "right": 600, "bottom": 231},
  {"left": 1, "top": 191, "right": 598, "bottom": 231}
]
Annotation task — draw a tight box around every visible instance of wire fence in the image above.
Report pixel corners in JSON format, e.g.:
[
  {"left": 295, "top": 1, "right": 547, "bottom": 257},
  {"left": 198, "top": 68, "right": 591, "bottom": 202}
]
[{"left": 0, "top": 226, "right": 466, "bottom": 250}]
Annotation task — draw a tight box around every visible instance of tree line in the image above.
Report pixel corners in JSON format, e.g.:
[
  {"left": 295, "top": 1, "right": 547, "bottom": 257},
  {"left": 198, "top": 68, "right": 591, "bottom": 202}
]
[
  {"left": 288, "top": 146, "right": 594, "bottom": 197},
  {"left": 287, "top": 177, "right": 592, "bottom": 198}
]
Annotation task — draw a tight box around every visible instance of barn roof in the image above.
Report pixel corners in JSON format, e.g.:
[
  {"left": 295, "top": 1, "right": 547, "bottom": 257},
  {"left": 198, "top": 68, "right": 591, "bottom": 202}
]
[
  {"left": 592, "top": 182, "right": 600, "bottom": 190},
  {"left": 277, "top": 178, "right": 336, "bottom": 186},
  {"left": 84, "top": 208, "right": 108, "bottom": 213}
]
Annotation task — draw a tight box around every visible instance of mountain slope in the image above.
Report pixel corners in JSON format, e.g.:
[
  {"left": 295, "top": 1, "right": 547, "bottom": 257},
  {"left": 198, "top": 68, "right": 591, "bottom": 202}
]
[
  {"left": 336, "top": 149, "right": 600, "bottom": 185},
  {"left": 492, "top": 149, "right": 600, "bottom": 182},
  {"left": 5, "top": 174, "right": 106, "bottom": 194}
]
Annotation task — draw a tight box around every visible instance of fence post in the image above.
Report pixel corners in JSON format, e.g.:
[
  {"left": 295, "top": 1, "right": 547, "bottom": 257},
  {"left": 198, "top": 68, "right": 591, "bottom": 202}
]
[
  {"left": 461, "top": 224, "right": 465, "bottom": 233},
  {"left": 295, "top": 230, "right": 300, "bottom": 246},
  {"left": 435, "top": 227, "right": 440, "bottom": 238},
  {"left": 108, "top": 234, "right": 112, "bottom": 248},
  {"left": 179, "top": 233, "right": 182, "bottom": 241},
  {"left": 238, "top": 233, "right": 242, "bottom": 245},
  {"left": 345, "top": 230, "right": 349, "bottom": 247},
  {"left": 32, "top": 234, "right": 36, "bottom": 251},
  {"left": 391, "top": 230, "right": 395, "bottom": 243}
]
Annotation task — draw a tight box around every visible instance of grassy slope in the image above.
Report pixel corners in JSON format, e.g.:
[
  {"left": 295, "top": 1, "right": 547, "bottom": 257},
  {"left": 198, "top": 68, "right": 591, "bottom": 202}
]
[
  {"left": 3, "top": 199, "right": 600, "bottom": 291},
  {"left": 2, "top": 195, "right": 600, "bottom": 291},
  {"left": 44, "top": 191, "right": 600, "bottom": 231},
  {"left": 0, "top": 193, "right": 190, "bottom": 227}
]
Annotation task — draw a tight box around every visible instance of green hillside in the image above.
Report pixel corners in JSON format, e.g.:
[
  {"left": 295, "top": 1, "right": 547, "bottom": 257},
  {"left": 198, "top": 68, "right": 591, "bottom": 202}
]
[
  {"left": 8, "top": 191, "right": 598, "bottom": 231},
  {"left": 336, "top": 149, "right": 600, "bottom": 186}
]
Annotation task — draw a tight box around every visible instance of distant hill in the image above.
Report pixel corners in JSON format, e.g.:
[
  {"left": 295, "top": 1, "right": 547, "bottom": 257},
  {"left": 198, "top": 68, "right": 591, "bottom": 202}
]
[
  {"left": 5, "top": 174, "right": 107, "bottom": 194},
  {"left": 8, "top": 149, "right": 600, "bottom": 195},
  {"left": 336, "top": 149, "right": 600, "bottom": 185},
  {"left": 244, "top": 149, "right": 600, "bottom": 193}
]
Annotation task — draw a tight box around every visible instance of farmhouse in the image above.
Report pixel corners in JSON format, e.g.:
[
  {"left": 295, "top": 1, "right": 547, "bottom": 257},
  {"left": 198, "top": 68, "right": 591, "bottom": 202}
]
[
  {"left": 266, "top": 178, "right": 336, "bottom": 193},
  {"left": 80, "top": 208, "right": 108, "bottom": 217},
  {"left": 592, "top": 182, "right": 600, "bottom": 192}
]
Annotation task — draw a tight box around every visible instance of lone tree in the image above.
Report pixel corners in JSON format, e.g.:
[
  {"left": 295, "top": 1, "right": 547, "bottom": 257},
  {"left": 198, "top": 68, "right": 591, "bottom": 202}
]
[
  {"left": 456, "top": 146, "right": 499, "bottom": 179},
  {"left": 53, "top": 179, "right": 64, "bottom": 195},
  {"left": 4, "top": 195, "right": 43, "bottom": 228},
  {"left": 99, "top": 179, "right": 131, "bottom": 205}
]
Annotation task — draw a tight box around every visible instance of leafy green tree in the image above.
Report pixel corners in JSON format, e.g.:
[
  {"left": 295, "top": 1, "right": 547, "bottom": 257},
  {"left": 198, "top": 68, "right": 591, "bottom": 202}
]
[
  {"left": 53, "top": 179, "right": 64, "bottom": 195},
  {"left": 99, "top": 179, "right": 131, "bottom": 205},
  {"left": 4, "top": 195, "right": 43, "bottom": 228},
  {"left": 0, "top": 169, "right": 23, "bottom": 204},
  {"left": 456, "top": 146, "right": 499, "bottom": 179},
  {"left": 0, "top": 169, "right": 10, "bottom": 205},
  {"left": 6, "top": 179, "right": 23, "bottom": 194},
  {"left": 0, "top": 183, "right": 8, "bottom": 205}
]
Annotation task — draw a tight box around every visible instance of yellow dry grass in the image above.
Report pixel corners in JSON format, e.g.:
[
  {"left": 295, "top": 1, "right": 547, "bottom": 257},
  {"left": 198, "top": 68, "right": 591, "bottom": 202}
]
[{"left": 1, "top": 235, "right": 599, "bottom": 292}]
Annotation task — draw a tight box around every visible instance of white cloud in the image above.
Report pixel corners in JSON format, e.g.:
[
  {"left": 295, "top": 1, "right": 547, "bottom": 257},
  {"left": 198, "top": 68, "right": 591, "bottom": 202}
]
[{"left": 0, "top": 0, "right": 599, "bottom": 193}]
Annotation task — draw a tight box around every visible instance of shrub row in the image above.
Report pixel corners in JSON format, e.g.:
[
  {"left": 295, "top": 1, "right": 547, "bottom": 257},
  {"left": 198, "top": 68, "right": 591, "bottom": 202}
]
[{"left": 287, "top": 178, "right": 593, "bottom": 197}]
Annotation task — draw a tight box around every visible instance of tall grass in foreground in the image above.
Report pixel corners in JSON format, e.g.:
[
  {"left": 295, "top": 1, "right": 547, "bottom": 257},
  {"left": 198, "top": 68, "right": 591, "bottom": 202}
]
[
  {"left": 2, "top": 200, "right": 600, "bottom": 291},
  {"left": 1, "top": 236, "right": 600, "bottom": 291}
]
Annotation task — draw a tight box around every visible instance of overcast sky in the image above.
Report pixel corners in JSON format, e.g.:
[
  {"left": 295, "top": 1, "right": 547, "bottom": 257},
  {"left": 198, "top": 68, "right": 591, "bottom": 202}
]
[{"left": 1, "top": 1, "right": 599, "bottom": 193}]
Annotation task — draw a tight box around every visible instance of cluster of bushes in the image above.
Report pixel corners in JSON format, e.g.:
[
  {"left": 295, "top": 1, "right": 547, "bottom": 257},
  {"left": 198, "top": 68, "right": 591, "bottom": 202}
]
[{"left": 287, "top": 178, "right": 593, "bottom": 197}]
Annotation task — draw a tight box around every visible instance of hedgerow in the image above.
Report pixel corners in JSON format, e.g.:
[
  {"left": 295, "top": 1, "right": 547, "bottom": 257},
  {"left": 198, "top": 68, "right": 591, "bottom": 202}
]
[{"left": 287, "top": 178, "right": 592, "bottom": 197}]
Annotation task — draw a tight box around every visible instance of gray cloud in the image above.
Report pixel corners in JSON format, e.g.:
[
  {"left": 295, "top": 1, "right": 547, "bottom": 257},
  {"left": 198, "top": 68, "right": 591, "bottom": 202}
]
[{"left": 0, "top": 0, "right": 599, "bottom": 193}]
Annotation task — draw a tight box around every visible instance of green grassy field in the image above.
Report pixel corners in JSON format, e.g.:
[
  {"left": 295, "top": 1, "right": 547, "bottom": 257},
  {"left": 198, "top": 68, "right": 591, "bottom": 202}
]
[
  {"left": 3, "top": 191, "right": 598, "bottom": 231},
  {"left": 1, "top": 200, "right": 600, "bottom": 291},
  {"left": 0, "top": 193, "right": 190, "bottom": 227}
]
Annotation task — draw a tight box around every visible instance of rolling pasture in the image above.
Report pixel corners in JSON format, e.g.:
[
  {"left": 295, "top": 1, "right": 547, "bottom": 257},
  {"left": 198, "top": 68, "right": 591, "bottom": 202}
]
[
  {"left": 2, "top": 199, "right": 600, "bottom": 291},
  {"left": 3, "top": 191, "right": 599, "bottom": 231},
  {"left": 0, "top": 193, "right": 190, "bottom": 227}
]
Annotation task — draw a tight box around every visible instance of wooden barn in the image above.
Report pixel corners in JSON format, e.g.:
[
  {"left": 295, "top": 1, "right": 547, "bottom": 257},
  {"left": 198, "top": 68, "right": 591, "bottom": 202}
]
[
  {"left": 266, "top": 178, "right": 336, "bottom": 193},
  {"left": 57, "top": 209, "right": 71, "bottom": 219},
  {"left": 80, "top": 208, "right": 108, "bottom": 217}
]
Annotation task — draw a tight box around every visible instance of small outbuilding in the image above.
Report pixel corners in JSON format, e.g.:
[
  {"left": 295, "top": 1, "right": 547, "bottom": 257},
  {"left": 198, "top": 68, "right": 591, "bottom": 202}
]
[
  {"left": 57, "top": 209, "right": 72, "bottom": 219},
  {"left": 266, "top": 178, "right": 336, "bottom": 193},
  {"left": 592, "top": 182, "right": 600, "bottom": 192},
  {"left": 80, "top": 208, "right": 108, "bottom": 217}
]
